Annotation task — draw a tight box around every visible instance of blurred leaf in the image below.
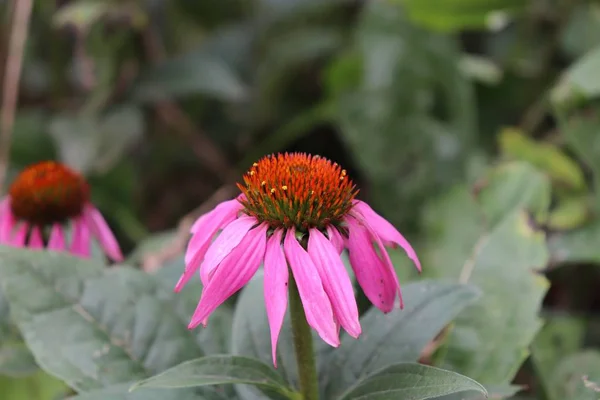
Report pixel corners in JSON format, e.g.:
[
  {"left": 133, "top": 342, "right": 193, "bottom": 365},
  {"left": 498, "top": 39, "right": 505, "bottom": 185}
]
[
  {"left": 322, "top": 281, "right": 481, "bottom": 398},
  {"left": 429, "top": 384, "right": 523, "bottom": 400},
  {"left": 132, "top": 47, "right": 247, "bottom": 103},
  {"left": 459, "top": 55, "right": 503, "bottom": 85},
  {"left": 550, "top": 351, "right": 600, "bottom": 400},
  {"left": 8, "top": 110, "right": 55, "bottom": 170},
  {"left": 398, "top": 0, "right": 525, "bottom": 32},
  {"left": 0, "top": 340, "right": 38, "bottom": 378},
  {"left": 498, "top": 128, "right": 586, "bottom": 191},
  {"left": 67, "top": 383, "right": 227, "bottom": 400},
  {"left": 422, "top": 186, "right": 485, "bottom": 279},
  {"left": 563, "top": 114, "right": 600, "bottom": 211},
  {"left": 0, "top": 248, "right": 204, "bottom": 392},
  {"left": 0, "top": 370, "right": 68, "bottom": 400},
  {"left": 127, "top": 231, "right": 178, "bottom": 264},
  {"left": 338, "top": 363, "right": 487, "bottom": 400},
  {"left": 547, "top": 196, "right": 590, "bottom": 230},
  {"left": 531, "top": 315, "right": 587, "bottom": 400},
  {"left": 441, "top": 212, "right": 549, "bottom": 384},
  {"left": 131, "top": 355, "right": 295, "bottom": 398},
  {"left": 548, "top": 220, "right": 600, "bottom": 265},
  {"left": 49, "top": 106, "right": 144, "bottom": 175},
  {"left": 54, "top": 1, "right": 147, "bottom": 30},
  {"left": 560, "top": 4, "right": 600, "bottom": 60},
  {"left": 332, "top": 1, "right": 476, "bottom": 227},
  {"left": 476, "top": 162, "right": 551, "bottom": 227},
  {"left": 552, "top": 44, "right": 600, "bottom": 110}
]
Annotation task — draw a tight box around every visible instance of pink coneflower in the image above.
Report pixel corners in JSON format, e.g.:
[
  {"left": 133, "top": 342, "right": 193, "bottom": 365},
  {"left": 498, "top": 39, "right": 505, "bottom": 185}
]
[
  {"left": 0, "top": 161, "right": 123, "bottom": 262},
  {"left": 176, "top": 153, "right": 420, "bottom": 365}
]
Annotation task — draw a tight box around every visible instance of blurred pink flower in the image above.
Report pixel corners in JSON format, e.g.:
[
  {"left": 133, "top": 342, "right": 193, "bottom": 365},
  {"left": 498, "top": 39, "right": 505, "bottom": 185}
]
[
  {"left": 0, "top": 161, "right": 123, "bottom": 262},
  {"left": 177, "top": 153, "right": 420, "bottom": 365}
]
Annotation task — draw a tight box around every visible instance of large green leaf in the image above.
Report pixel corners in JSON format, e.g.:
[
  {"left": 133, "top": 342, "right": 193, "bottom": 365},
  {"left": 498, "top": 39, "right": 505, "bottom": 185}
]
[
  {"left": 399, "top": 0, "right": 526, "bottom": 32},
  {"left": 440, "top": 211, "right": 549, "bottom": 384},
  {"left": 322, "top": 281, "right": 481, "bottom": 398},
  {"left": 131, "top": 355, "right": 296, "bottom": 398},
  {"left": 0, "top": 248, "right": 203, "bottom": 392},
  {"left": 0, "top": 370, "right": 69, "bottom": 400},
  {"left": 338, "top": 363, "right": 487, "bottom": 400}
]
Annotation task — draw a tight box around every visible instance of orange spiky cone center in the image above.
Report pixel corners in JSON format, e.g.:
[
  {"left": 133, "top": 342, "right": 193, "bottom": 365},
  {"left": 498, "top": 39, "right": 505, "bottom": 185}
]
[
  {"left": 9, "top": 161, "right": 90, "bottom": 226},
  {"left": 237, "top": 153, "right": 358, "bottom": 230}
]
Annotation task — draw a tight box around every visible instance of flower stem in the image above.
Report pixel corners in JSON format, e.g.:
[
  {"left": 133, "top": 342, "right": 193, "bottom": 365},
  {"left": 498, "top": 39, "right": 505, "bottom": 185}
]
[{"left": 289, "top": 274, "right": 319, "bottom": 400}]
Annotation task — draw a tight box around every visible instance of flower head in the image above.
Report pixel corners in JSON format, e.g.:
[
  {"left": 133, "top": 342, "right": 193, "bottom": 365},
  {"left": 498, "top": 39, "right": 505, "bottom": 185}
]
[
  {"left": 178, "top": 153, "right": 421, "bottom": 366},
  {"left": 0, "top": 161, "right": 123, "bottom": 261}
]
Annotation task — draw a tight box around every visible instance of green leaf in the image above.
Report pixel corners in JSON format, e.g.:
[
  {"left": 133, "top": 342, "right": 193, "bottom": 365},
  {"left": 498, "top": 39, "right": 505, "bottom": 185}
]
[
  {"left": 547, "top": 196, "right": 590, "bottom": 230},
  {"left": 476, "top": 162, "right": 551, "bottom": 228},
  {"left": 0, "top": 248, "right": 203, "bottom": 392},
  {"left": 531, "top": 315, "right": 587, "bottom": 400},
  {"left": 49, "top": 106, "right": 144, "bottom": 175},
  {"left": 0, "top": 340, "right": 38, "bottom": 378},
  {"left": 338, "top": 363, "right": 487, "bottom": 400},
  {"left": 563, "top": 114, "right": 600, "bottom": 211},
  {"left": 131, "top": 355, "right": 295, "bottom": 397},
  {"left": 127, "top": 231, "right": 178, "bottom": 264},
  {"left": 552, "top": 45, "right": 600, "bottom": 110},
  {"left": 548, "top": 220, "right": 600, "bottom": 265},
  {"left": 0, "top": 370, "right": 68, "bottom": 400},
  {"left": 422, "top": 186, "right": 485, "bottom": 279},
  {"left": 323, "top": 281, "right": 481, "bottom": 398},
  {"left": 559, "top": 4, "right": 600, "bottom": 59},
  {"left": 550, "top": 351, "right": 600, "bottom": 400},
  {"left": 440, "top": 211, "right": 550, "bottom": 384},
  {"left": 132, "top": 48, "right": 247, "bottom": 103},
  {"left": 498, "top": 128, "right": 586, "bottom": 191},
  {"left": 67, "top": 383, "right": 227, "bottom": 400},
  {"left": 399, "top": 0, "right": 526, "bottom": 32}
]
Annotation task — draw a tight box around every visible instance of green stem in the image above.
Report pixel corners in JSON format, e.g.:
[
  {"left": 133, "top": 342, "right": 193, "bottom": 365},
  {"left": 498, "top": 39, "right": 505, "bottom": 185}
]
[{"left": 289, "top": 274, "right": 319, "bottom": 400}]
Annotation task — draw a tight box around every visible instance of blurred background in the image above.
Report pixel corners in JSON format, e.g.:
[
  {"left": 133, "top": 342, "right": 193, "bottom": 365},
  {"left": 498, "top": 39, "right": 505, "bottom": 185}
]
[{"left": 2, "top": 0, "right": 600, "bottom": 399}]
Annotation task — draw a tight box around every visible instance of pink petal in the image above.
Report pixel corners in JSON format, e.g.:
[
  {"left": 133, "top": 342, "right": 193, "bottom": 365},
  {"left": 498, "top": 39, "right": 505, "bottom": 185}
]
[
  {"left": 176, "top": 201, "right": 241, "bottom": 292},
  {"left": 0, "top": 198, "right": 16, "bottom": 243},
  {"left": 353, "top": 200, "right": 421, "bottom": 272},
  {"left": 326, "top": 225, "right": 345, "bottom": 254},
  {"left": 284, "top": 228, "right": 339, "bottom": 347},
  {"left": 345, "top": 216, "right": 396, "bottom": 313},
  {"left": 190, "top": 198, "right": 241, "bottom": 234},
  {"left": 47, "top": 224, "right": 66, "bottom": 251},
  {"left": 263, "top": 229, "right": 288, "bottom": 367},
  {"left": 10, "top": 223, "right": 28, "bottom": 247},
  {"left": 188, "top": 223, "right": 268, "bottom": 329},
  {"left": 70, "top": 218, "right": 91, "bottom": 258},
  {"left": 308, "top": 228, "right": 360, "bottom": 338},
  {"left": 199, "top": 215, "right": 257, "bottom": 285},
  {"left": 28, "top": 226, "right": 44, "bottom": 249},
  {"left": 83, "top": 205, "right": 123, "bottom": 262}
]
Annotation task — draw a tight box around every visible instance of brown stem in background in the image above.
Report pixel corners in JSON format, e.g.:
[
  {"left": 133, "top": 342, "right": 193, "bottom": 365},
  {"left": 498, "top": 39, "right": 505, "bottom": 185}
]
[{"left": 0, "top": 0, "right": 33, "bottom": 193}]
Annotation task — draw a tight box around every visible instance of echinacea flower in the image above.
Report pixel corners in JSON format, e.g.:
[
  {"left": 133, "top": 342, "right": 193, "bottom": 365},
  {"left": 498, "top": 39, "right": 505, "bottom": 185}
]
[
  {"left": 177, "top": 153, "right": 420, "bottom": 364},
  {"left": 0, "top": 161, "right": 123, "bottom": 262}
]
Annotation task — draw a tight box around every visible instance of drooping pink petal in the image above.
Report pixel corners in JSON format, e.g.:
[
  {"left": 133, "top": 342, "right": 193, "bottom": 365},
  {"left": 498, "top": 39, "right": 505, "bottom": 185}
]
[
  {"left": 284, "top": 228, "right": 339, "bottom": 347},
  {"left": 70, "top": 218, "right": 91, "bottom": 258},
  {"left": 28, "top": 226, "right": 44, "bottom": 249},
  {"left": 83, "top": 205, "right": 123, "bottom": 262},
  {"left": 0, "top": 198, "right": 16, "bottom": 243},
  {"left": 308, "top": 228, "right": 360, "bottom": 338},
  {"left": 199, "top": 215, "right": 257, "bottom": 285},
  {"left": 190, "top": 198, "right": 241, "bottom": 234},
  {"left": 351, "top": 213, "right": 404, "bottom": 309},
  {"left": 47, "top": 224, "right": 66, "bottom": 251},
  {"left": 345, "top": 216, "right": 396, "bottom": 313},
  {"left": 188, "top": 223, "right": 268, "bottom": 329},
  {"left": 10, "top": 222, "right": 28, "bottom": 247},
  {"left": 263, "top": 229, "right": 288, "bottom": 367},
  {"left": 353, "top": 200, "right": 421, "bottom": 272},
  {"left": 326, "top": 225, "right": 345, "bottom": 254}
]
